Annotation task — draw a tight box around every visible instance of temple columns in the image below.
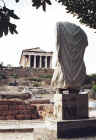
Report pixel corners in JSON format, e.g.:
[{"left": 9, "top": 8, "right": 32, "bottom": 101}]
[{"left": 30, "top": 55, "right": 51, "bottom": 69}]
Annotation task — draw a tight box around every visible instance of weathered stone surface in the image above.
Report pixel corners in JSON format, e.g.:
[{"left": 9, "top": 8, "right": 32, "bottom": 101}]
[
  {"left": 0, "top": 99, "right": 54, "bottom": 120},
  {"left": 51, "top": 22, "right": 88, "bottom": 89},
  {"left": 0, "top": 93, "right": 31, "bottom": 100},
  {"left": 30, "top": 99, "right": 50, "bottom": 104},
  {"left": 0, "top": 105, "right": 8, "bottom": 111},
  {"left": 54, "top": 93, "right": 88, "bottom": 120}
]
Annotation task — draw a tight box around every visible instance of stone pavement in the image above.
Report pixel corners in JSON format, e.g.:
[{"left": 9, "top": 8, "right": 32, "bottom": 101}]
[{"left": 0, "top": 120, "right": 56, "bottom": 130}]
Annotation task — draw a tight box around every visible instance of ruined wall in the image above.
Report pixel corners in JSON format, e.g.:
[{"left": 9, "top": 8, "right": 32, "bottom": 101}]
[{"left": 0, "top": 99, "right": 54, "bottom": 120}]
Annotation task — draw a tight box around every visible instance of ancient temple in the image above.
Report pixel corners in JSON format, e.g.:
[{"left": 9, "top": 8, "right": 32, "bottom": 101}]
[{"left": 19, "top": 47, "right": 53, "bottom": 69}]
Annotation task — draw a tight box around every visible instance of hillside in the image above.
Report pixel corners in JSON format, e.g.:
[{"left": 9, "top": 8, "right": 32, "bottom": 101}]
[{"left": 0, "top": 67, "right": 53, "bottom": 93}]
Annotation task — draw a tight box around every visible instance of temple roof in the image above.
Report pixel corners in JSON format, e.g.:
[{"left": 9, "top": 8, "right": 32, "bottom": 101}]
[{"left": 22, "top": 47, "right": 53, "bottom": 54}]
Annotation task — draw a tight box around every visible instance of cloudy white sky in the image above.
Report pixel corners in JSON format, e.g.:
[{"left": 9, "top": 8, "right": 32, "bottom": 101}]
[{"left": 0, "top": 0, "right": 96, "bottom": 74}]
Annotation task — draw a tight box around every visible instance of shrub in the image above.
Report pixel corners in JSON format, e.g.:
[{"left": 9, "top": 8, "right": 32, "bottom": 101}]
[
  {"left": 90, "top": 74, "right": 96, "bottom": 77},
  {"left": 33, "top": 82, "right": 40, "bottom": 87},
  {"left": 29, "top": 78, "right": 42, "bottom": 82},
  {"left": 0, "top": 73, "right": 7, "bottom": 80},
  {"left": 10, "top": 74, "right": 18, "bottom": 79},
  {"left": 92, "top": 84, "right": 96, "bottom": 93},
  {"left": 39, "top": 74, "right": 52, "bottom": 79},
  {"left": 89, "top": 84, "right": 96, "bottom": 99}
]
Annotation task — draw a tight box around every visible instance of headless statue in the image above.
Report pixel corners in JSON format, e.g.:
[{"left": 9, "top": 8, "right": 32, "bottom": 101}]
[{"left": 51, "top": 22, "right": 88, "bottom": 91}]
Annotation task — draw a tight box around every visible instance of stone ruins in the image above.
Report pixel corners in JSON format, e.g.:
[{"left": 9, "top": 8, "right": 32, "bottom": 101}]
[{"left": 19, "top": 47, "right": 53, "bottom": 69}]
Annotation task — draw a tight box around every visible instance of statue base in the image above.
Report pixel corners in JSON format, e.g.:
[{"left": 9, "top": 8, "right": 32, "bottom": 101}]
[
  {"left": 54, "top": 90, "right": 88, "bottom": 120},
  {"left": 57, "top": 118, "right": 96, "bottom": 138},
  {"left": 52, "top": 90, "right": 96, "bottom": 138}
]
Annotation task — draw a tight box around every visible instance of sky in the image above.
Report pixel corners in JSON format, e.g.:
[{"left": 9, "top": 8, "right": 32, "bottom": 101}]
[{"left": 0, "top": 0, "right": 96, "bottom": 74}]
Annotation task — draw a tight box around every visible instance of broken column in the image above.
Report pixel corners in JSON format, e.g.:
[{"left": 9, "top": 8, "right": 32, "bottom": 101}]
[{"left": 51, "top": 22, "right": 89, "bottom": 138}]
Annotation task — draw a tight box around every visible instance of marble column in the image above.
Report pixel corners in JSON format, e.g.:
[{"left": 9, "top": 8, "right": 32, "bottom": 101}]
[
  {"left": 45, "top": 56, "right": 47, "bottom": 68},
  {"left": 28, "top": 55, "right": 31, "bottom": 67},
  {"left": 50, "top": 56, "right": 52, "bottom": 68},
  {"left": 40, "top": 56, "right": 42, "bottom": 68},
  {"left": 34, "top": 55, "right": 36, "bottom": 68},
  {"left": 24, "top": 56, "right": 28, "bottom": 67}
]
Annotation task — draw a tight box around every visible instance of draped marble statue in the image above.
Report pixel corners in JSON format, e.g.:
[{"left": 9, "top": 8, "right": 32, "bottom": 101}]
[{"left": 51, "top": 22, "right": 88, "bottom": 90}]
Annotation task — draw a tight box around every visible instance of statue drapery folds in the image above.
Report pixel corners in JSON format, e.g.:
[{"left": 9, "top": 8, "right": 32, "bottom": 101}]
[{"left": 51, "top": 22, "right": 88, "bottom": 89}]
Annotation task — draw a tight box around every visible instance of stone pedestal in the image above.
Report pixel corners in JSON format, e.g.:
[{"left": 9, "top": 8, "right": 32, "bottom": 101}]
[
  {"left": 57, "top": 119, "right": 96, "bottom": 138},
  {"left": 54, "top": 92, "right": 88, "bottom": 121}
]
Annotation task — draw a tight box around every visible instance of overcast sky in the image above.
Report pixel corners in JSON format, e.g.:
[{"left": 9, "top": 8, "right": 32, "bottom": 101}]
[{"left": 0, "top": 0, "right": 96, "bottom": 74}]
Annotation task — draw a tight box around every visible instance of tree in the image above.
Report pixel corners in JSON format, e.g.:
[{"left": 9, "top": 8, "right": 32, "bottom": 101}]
[
  {"left": 0, "top": 0, "right": 19, "bottom": 37},
  {"left": 31, "top": 0, "right": 96, "bottom": 29},
  {"left": 0, "top": 0, "right": 96, "bottom": 38},
  {"left": 57, "top": 0, "right": 96, "bottom": 29}
]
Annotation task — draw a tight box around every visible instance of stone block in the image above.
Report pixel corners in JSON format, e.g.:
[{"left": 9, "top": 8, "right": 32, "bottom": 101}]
[
  {"left": 26, "top": 105, "right": 31, "bottom": 110},
  {"left": 0, "top": 111, "right": 8, "bottom": 116},
  {"left": 16, "top": 114, "right": 25, "bottom": 120},
  {"left": 0, "top": 105, "right": 8, "bottom": 111},
  {"left": 6, "top": 115, "right": 15, "bottom": 120},
  {"left": 0, "top": 116, "right": 7, "bottom": 120},
  {"left": 30, "top": 99, "right": 50, "bottom": 104},
  {"left": 54, "top": 93, "right": 88, "bottom": 120},
  {"left": 31, "top": 113, "right": 39, "bottom": 119},
  {"left": 38, "top": 105, "right": 44, "bottom": 111},
  {"left": 0, "top": 100, "right": 10, "bottom": 105},
  {"left": 24, "top": 114, "right": 32, "bottom": 120},
  {"left": 8, "top": 111, "right": 16, "bottom": 115},
  {"left": 8, "top": 105, "right": 16, "bottom": 110},
  {"left": 16, "top": 105, "right": 26, "bottom": 110}
]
